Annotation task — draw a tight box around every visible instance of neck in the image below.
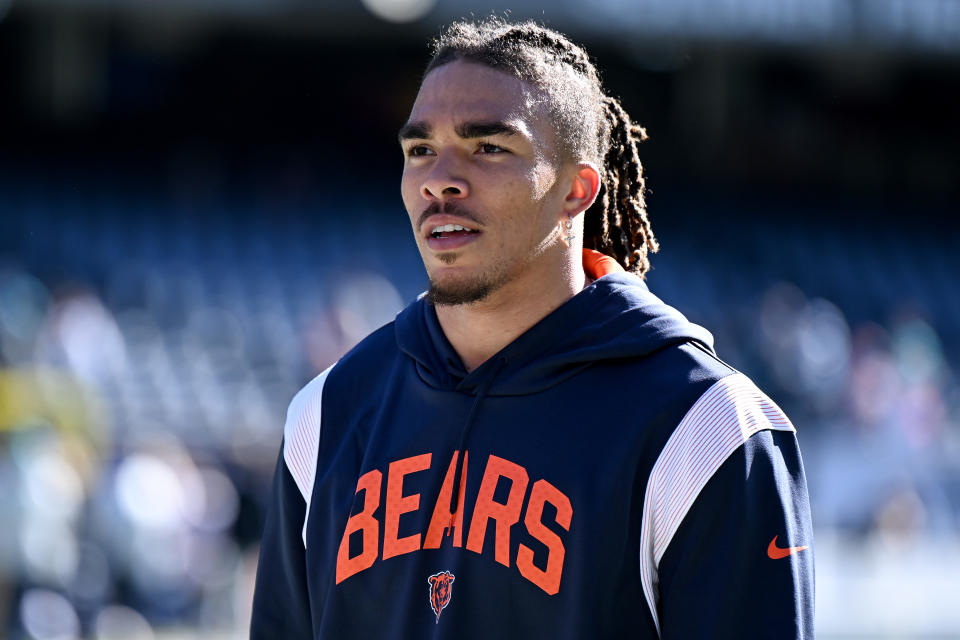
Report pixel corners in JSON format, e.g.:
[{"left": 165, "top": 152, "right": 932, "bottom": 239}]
[{"left": 434, "top": 247, "right": 585, "bottom": 373}]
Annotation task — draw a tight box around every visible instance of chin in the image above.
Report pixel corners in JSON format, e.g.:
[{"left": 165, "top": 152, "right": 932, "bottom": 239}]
[
  {"left": 426, "top": 283, "right": 492, "bottom": 306},
  {"left": 425, "top": 272, "right": 490, "bottom": 306},
  {"left": 426, "top": 265, "right": 507, "bottom": 306},
  {"left": 424, "top": 254, "right": 517, "bottom": 306}
]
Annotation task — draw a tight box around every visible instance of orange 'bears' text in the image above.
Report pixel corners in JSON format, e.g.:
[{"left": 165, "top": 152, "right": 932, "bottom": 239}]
[{"left": 334, "top": 451, "right": 572, "bottom": 595}]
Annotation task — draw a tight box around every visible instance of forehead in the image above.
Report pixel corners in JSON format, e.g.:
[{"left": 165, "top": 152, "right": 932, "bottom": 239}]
[{"left": 409, "top": 60, "right": 547, "bottom": 138}]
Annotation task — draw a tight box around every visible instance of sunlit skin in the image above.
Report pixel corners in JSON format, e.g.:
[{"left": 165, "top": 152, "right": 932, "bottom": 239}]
[{"left": 399, "top": 60, "right": 601, "bottom": 372}]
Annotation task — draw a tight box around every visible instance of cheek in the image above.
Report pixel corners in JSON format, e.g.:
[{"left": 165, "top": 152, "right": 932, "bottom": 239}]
[
  {"left": 518, "top": 163, "right": 563, "bottom": 234},
  {"left": 531, "top": 161, "right": 560, "bottom": 201},
  {"left": 400, "top": 171, "right": 421, "bottom": 218},
  {"left": 491, "top": 162, "right": 548, "bottom": 206}
]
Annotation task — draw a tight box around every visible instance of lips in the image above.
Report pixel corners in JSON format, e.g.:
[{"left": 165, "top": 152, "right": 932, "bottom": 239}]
[
  {"left": 426, "top": 227, "right": 481, "bottom": 251},
  {"left": 421, "top": 214, "right": 482, "bottom": 252},
  {"left": 429, "top": 222, "right": 475, "bottom": 237}
]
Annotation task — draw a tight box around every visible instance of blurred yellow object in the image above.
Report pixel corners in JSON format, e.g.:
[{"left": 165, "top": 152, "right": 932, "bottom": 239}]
[
  {"left": 0, "top": 367, "right": 105, "bottom": 438},
  {"left": 0, "top": 367, "right": 107, "bottom": 487}
]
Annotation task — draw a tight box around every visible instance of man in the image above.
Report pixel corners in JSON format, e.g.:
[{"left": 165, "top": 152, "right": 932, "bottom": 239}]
[{"left": 251, "top": 18, "right": 814, "bottom": 639}]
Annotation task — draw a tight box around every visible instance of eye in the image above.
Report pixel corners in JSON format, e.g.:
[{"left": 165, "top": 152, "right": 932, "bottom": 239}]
[
  {"left": 406, "top": 145, "right": 434, "bottom": 157},
  {"left": 478, "top": 143, "right": 506, "bottom": 154}
]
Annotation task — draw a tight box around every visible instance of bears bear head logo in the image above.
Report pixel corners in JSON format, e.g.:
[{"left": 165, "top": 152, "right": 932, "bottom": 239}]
[{"left": 427, "top": 570, "right": 455, "bottom": 623}]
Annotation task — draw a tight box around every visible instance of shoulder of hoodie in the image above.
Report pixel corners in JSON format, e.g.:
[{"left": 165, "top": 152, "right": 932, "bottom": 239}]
[
  {"left": 639, "top": 340, "right": 799, "bottom": 480},
  {"left": 283, "top": 319, "right": 399, "bottom": 442},
  {"left": 595, "top": 271, "right": 777, "bottom": 422},
  {"left": 658, "top": 337, "right": 788, "bottom": 413},
  {"left": 611, "top": 333, "right": 796, "bottom": 459}
]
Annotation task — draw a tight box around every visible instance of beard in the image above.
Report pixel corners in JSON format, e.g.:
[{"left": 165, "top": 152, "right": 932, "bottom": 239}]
[
  {"left": 425, "top": 254, "right": 512, "bottom": 306},
  {"left": 426, "top": 279, "right": 495, "bottom": 306}
]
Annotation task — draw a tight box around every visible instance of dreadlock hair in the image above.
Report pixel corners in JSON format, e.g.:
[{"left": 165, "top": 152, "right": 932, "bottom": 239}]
[{"left": 425, "top": 17, "right": 659, "bottom": 277}]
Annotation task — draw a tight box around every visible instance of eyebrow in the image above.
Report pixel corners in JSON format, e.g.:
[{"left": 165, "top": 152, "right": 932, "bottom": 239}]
[
  {"left": 456, "top": 121, "right": 520, "bottom": 139},
  {"left": 398, "top": 122, "right": 431, "bottom": 142},
  {"left": 397, "top": 120, "right": 521, "bottom": 143}
]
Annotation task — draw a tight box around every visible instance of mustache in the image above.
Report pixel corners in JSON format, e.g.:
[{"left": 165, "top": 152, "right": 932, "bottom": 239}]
[{"left": 417, "top": 201, "right": 482, "bottom": 232}]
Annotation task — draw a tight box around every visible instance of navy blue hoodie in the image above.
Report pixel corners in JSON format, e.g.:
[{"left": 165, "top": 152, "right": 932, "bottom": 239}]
[{"left": 251, "top": 262, "right": 814, "bottom": 639}]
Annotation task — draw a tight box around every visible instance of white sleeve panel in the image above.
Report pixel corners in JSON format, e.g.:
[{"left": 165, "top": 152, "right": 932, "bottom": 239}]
[
  {"left": 282, "top": 364, "right": 334, "bottom": 548},
  {"left": 638, "top": 372, "right": 796, "bottom": 636}
]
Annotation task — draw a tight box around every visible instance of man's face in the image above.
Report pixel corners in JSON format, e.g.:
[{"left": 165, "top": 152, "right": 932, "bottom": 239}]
[{"left": 399, "top": 60, "right": 568, "bottom": 306}]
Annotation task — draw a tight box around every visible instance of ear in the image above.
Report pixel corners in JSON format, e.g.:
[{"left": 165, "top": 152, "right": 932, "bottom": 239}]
[{"left": 562, "top": 162, "right": 601, "bottom": 219}]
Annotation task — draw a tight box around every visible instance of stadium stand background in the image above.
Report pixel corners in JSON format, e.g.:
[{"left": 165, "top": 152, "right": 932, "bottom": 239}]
[{"left": 1, "top": 0, "right": 959, "bottom": 637}]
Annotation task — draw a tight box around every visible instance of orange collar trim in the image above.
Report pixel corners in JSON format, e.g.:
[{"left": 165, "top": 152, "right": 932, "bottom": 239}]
[{"left": 582, "top": 248, "right": 624, "bottom": 280}]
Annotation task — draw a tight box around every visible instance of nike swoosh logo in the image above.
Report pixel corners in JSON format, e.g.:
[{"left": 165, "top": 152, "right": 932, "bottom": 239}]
[{"left": 767, "top": 535, "right": 808, "bottom": 559}]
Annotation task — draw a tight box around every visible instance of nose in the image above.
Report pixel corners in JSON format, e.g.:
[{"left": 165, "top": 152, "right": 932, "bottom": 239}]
[{"left": 421, "top": 154, "right": 470, "bottom": 201}]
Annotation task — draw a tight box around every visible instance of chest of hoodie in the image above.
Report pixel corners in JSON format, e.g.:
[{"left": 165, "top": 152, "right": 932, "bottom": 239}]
[{"left": 302, "top": 346, "right": 720, "bottom": 635}]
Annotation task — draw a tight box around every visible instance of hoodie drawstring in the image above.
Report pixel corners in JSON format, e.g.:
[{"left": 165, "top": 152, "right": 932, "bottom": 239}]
[{"left": 448, "top": 355, "right": 509, "bottom": 528}]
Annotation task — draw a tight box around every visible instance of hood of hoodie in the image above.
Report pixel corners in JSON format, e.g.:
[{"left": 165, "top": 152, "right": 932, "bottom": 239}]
[{"left": 394, "top": 271, "right": 714, "bottom": 397}]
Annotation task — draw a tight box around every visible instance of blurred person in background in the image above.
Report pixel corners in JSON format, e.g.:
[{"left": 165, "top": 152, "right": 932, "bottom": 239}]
[{"left": 250, "top": 18, "right": 813, "bottom": 639}]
